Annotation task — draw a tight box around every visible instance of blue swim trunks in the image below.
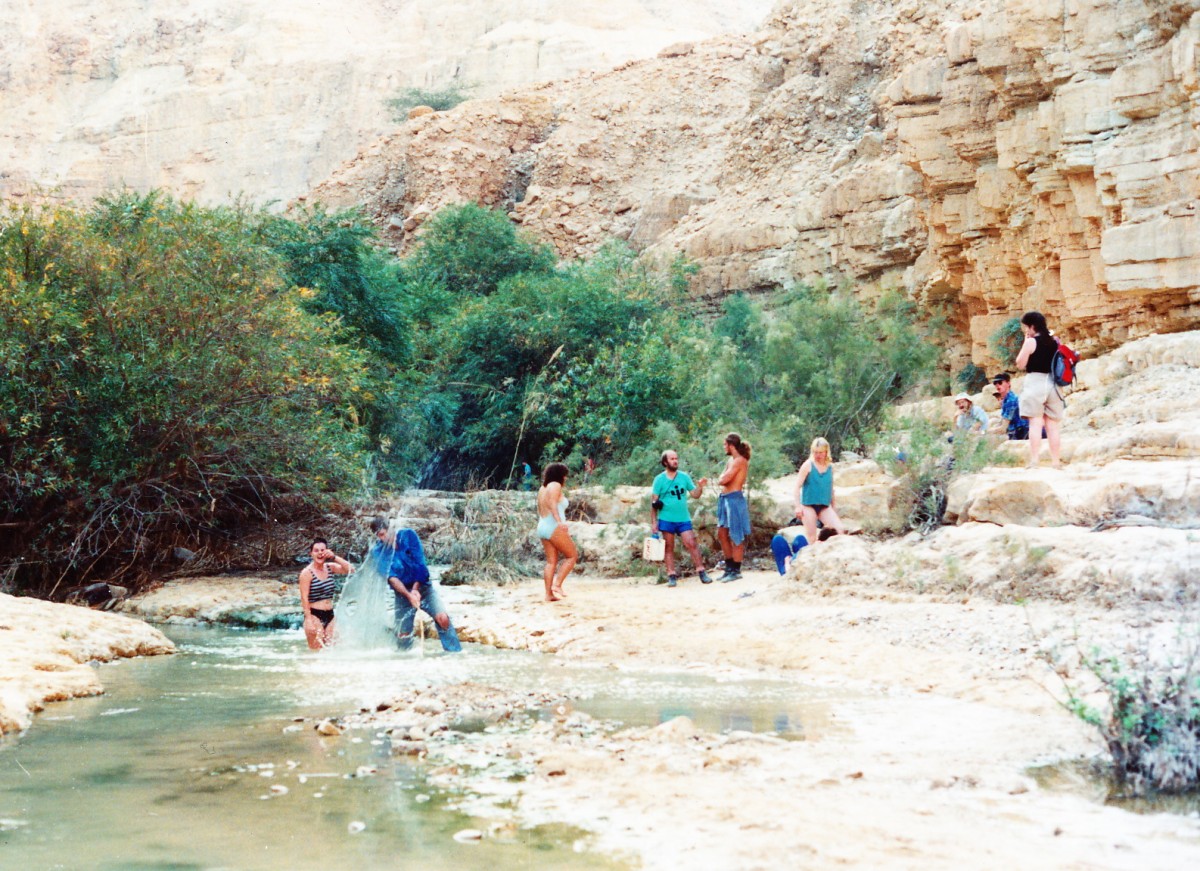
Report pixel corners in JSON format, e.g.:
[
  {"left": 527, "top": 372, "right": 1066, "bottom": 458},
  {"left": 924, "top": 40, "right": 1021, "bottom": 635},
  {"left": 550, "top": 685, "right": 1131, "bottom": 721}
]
[
  {"left": 716, "top": 491, "right": 752, "bottom": 546},
  {"left": 658, "top": 519, "right": 693, "bottom": 535}
]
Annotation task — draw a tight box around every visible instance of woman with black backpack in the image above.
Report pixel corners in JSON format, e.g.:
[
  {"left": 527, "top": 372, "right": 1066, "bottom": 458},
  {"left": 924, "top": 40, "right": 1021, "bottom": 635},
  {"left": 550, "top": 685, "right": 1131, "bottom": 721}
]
[{"left": 1014, "top": 310, "right": 1065, "bottom": 468}]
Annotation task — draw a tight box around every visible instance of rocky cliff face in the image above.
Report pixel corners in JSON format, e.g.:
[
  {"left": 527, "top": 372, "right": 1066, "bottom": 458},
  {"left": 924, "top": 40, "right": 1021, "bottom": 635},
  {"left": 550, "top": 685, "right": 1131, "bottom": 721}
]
[
  {"left": 0, "top": 0, "right": 771, "bottom": 205},
  {"left": 313, "top": 0, "right": 1200, "bottom": 366}
]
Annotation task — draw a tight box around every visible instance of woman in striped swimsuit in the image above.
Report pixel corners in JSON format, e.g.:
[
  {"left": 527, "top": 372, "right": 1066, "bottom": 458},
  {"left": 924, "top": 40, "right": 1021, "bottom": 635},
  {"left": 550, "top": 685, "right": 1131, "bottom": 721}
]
[{"left": 299, "top": 537, "right": 351, "bottom": 650}]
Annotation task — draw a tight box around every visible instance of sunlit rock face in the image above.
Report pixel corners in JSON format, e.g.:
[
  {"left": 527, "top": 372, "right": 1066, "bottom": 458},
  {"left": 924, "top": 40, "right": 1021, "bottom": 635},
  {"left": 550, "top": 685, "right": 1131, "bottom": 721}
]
[
  {"left": 314, "top": 0, "right": 1200, "bottom": 364},
  {"left": 0, "top": 0, "right": 773, "bottom": 205}
]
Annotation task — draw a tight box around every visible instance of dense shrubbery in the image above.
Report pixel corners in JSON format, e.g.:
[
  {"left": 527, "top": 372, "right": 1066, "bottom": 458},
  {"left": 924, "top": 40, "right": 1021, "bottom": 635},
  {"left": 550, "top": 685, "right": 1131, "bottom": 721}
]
[
  {"left": 701, "top": 288, "right": 944, "bottom": 462},
  {"left": 391, "top": 206, "right": 699, "bottom": 488},
  {"left": 0, "top": 193, "right": 369, "bottom": 592},
  {"left": 0, "top": 194, "right": 950, "bottom": 589}
]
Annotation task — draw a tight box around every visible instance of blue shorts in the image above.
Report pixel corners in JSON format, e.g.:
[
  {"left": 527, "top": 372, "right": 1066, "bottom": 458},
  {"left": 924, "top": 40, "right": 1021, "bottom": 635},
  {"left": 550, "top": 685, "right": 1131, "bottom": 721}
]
[
  {"left": 716, "top": 491, "right": 752, "bottom": 545},
  {"left": 657, "top": 519, "right": 693, "bottom": 535}
]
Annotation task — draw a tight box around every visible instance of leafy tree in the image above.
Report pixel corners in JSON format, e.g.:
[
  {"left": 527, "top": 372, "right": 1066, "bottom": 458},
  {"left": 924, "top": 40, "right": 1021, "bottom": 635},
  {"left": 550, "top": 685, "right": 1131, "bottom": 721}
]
[
  {"left": 0, "top": 193, "right": 369, "bottom": 593},
  {"left": 257, "top": 207, "right": 409, "bottom": 362},
  {"left": 413, "top": 243, "right": 698, "bottom": 487},
  {"left": 403, "top": 202, "right": 555, "bottom": 299}
]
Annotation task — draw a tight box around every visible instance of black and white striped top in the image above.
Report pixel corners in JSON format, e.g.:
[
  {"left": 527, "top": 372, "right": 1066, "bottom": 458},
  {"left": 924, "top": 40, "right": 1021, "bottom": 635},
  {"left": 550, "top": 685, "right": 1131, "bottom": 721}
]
[{"left": 307, "top": 569, "right": 336, "bottom": 602}]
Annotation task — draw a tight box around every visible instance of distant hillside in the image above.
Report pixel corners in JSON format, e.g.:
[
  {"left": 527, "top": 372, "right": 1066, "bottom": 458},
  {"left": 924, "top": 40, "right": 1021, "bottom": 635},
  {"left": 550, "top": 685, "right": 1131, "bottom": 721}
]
[{"left": 0, "top": 0, "right": 772, "bottom": 205}]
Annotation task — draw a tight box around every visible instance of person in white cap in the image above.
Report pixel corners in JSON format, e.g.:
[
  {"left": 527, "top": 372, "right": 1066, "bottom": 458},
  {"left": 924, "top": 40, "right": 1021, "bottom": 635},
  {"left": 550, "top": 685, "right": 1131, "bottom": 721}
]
[{"left": 953, "top": 393, "right": 989, "bottom": 435}]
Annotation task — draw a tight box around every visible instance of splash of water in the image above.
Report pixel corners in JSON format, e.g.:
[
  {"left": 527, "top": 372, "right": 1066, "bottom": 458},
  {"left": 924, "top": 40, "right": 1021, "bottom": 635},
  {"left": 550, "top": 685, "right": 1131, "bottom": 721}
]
[{"left": 332, "top": 550, "right": 396, "bottom": 651}]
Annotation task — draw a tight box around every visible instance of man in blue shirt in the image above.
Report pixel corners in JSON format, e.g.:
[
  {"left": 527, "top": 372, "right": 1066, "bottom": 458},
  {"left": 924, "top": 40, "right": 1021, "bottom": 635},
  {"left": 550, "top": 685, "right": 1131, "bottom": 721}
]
[
  {"left": 369, "top": 516, "right": 461, "bottom": 652},
  {"left": 991, "top": 373, "right": 1029, "bottom": 440}
]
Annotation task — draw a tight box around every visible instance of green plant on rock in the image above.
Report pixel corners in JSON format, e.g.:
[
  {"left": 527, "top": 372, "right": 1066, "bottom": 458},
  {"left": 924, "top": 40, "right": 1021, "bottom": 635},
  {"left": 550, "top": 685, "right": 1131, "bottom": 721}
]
[
  {"left": 989, "top": 317, "right": 1025, "bottom": 368},
  {"left": 955, "top": 362, "right": 989, "bottom": 394},
  {"left": 386, "top": 83, "right": 474, "bottom": 120},
  {"left": 873, "top": 413, "right": 1012, "bottom": 534}
]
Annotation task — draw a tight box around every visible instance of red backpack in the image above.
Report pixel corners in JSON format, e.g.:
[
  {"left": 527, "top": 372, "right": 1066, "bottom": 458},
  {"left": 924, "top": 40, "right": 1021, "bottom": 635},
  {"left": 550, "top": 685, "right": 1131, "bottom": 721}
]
[{"left": 1052, "top": 339, "right": 1080, "bottom": 387}]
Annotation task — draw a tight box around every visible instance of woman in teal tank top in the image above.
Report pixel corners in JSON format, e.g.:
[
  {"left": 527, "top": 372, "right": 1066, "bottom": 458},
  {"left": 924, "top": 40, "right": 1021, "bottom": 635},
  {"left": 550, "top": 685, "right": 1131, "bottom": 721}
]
[{"left": 792, "top": 437, "right": 847, "bottom": 550}]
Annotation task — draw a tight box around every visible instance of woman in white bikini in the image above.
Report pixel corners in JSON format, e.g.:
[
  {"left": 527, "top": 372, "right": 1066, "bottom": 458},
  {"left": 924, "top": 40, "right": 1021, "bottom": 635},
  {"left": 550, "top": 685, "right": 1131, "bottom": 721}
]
[
  {"left": 299, "top": 537, "right": 351, "bottom": 650},
  {"left": 536, "top": 463, "right": 577, "bottom": 602}
]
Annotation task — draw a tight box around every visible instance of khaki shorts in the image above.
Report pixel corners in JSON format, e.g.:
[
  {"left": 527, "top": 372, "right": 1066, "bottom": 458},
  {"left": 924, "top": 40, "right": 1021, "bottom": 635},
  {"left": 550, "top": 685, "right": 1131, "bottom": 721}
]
[{"left": 1019, "top": 372, "right": 1065, "bottom": 421}]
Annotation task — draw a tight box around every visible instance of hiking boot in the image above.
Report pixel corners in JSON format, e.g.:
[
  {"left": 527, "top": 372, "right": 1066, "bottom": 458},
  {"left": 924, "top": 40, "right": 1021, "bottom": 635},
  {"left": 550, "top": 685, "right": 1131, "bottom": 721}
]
[
  {"left": 699, "top": 571, "right": 713, "bottom": 584},
  {"left": 667, "top": 574, "right": 678, "bottom": 587},
  {"left": 719, "top": 570, "right": 742, "bottom": 583}
]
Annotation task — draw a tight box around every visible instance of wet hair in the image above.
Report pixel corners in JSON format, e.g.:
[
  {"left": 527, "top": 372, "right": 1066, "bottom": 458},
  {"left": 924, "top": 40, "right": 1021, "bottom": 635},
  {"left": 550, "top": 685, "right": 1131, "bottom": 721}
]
[
  {"left": 542, "top": 462, "right": 569, "bottom": 486},
  {"left": 809, "top": 437, "right": 831, "bottom": 460},
  {"left": 310, "top": 537, "right": 328, "bottom": 550},
  {"left": 369, "top": 516, "right": 388, "bottom": 534},
  {"left": 660, "top": 450, "right": 675, "bottom": 468},
  {"left": 725, "top": 432, "right": 752, "bottom": 460},
  {"left": 1020, "top": 311, "right": 1049, "bottom": 335}
]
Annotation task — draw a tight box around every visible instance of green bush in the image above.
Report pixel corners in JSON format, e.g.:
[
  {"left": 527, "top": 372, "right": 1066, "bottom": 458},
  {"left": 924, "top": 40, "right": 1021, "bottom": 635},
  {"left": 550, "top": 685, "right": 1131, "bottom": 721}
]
[
  {"left": 404, "top": 202, "right": 555, "bottom": 300},
  {"left": 955, "top": 362, "right": 989, "bottom": 394},
  {"left": 0, "top": 193, "right": 369, "bottom": 592},
  {"left": 1053, "top": 644, "right": 1200, "bottom": 796},
  {"left": 410, "top": 241, "right": 699, "bottom": 487},
  {"left": 989, "top": 317, "right": 1024, "bottom": 368},
  {"left": 387, "top": 83, "right": 474, "bottom": 121}
]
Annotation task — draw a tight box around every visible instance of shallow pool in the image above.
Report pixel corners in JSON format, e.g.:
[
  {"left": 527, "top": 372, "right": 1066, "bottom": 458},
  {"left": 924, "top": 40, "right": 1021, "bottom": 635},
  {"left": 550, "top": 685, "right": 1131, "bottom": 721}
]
[{"left": 0, "top": 626, "right": 843, "bottom": 870}]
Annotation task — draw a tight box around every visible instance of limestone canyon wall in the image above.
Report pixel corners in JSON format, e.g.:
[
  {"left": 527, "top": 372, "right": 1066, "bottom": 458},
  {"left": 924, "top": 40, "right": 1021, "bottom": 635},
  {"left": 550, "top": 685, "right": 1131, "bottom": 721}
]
[
  {"left": 0, "top": 0, "right": 772, "bottom": 205},
  {"left": 313, "top": 0, "right": 1200, "bottom": 364}
]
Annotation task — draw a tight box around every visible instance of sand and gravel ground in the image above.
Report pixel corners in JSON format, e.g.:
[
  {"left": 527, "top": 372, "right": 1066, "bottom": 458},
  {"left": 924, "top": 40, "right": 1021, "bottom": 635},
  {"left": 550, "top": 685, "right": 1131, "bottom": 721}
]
[{"left": 331, "top": 567, "right": 1200, "bottom": 870}]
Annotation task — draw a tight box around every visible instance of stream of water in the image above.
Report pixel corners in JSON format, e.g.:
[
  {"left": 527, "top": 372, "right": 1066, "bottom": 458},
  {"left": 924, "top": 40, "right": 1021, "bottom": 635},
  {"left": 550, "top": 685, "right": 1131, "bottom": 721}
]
[{"left": 0, "top": 626, "right": 843, "bottom": 870}]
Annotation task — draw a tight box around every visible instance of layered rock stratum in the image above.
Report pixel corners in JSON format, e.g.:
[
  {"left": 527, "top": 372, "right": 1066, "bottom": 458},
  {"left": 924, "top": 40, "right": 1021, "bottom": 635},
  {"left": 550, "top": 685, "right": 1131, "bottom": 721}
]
[
  {"left": 314, "top": 0, "right": 1200, "bottom": 368},
  {"left": 0, "top": 0, "right": 771, "bottom": 205}
]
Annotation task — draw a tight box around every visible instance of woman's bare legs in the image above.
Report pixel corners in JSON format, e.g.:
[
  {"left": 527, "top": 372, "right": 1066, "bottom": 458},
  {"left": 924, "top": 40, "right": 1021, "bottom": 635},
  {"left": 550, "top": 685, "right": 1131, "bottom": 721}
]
[
  {"left": 801, "top": 506, "right": 819, "bottom": 547},
  {"left": 542, "top": 540, "right": 560, "bottom": 601},
  {"left": 816, "top": 506, "right": 846, "bottom": 536},
  {"left": 1044, "top": 417, "right": 1062, "bottom": 467},
  {"left": 1027, "top": 414, "right": 1044, "bottom": 466},
  {"left": 548, "top": 525, "right": 577, "bottom": 599}
]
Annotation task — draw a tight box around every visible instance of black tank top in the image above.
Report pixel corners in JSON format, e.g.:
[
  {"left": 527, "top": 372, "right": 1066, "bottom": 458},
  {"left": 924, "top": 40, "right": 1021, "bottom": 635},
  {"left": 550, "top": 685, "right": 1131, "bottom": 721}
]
[{"left": 1027, "top": 333, "right": 1057, "bottom": 374}]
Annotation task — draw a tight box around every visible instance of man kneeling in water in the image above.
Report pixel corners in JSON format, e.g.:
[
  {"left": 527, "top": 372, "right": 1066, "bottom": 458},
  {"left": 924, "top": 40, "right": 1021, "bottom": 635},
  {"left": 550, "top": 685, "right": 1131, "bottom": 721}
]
[{"left": 369, "top": 516, "right": 462, "bottom": 652}]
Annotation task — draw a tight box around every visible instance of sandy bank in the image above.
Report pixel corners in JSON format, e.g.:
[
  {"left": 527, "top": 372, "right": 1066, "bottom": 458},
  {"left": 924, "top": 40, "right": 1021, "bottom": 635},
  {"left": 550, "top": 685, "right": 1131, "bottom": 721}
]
[{"left": 0, "top": 593, "right": 175, "bottom": 735}]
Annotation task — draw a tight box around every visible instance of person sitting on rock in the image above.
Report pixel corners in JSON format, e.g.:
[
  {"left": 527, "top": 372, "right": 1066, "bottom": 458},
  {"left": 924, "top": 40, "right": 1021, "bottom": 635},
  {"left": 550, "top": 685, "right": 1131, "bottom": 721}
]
[
  {"left": 990, "top": 372, "right": 1028, "bottom": 440},
  {"left": 369, "top": 516, "right": 461, "bottom": 653},
  {"left": 953, "top": 393, "right": 989, "bottom": 435}
]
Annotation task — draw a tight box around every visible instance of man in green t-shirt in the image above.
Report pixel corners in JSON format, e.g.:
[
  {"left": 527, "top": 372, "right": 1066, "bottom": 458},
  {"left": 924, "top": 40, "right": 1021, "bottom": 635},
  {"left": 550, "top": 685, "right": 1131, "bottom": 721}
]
[{"left": 649, "top": 449, "right": 712, "bottom": 587}]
